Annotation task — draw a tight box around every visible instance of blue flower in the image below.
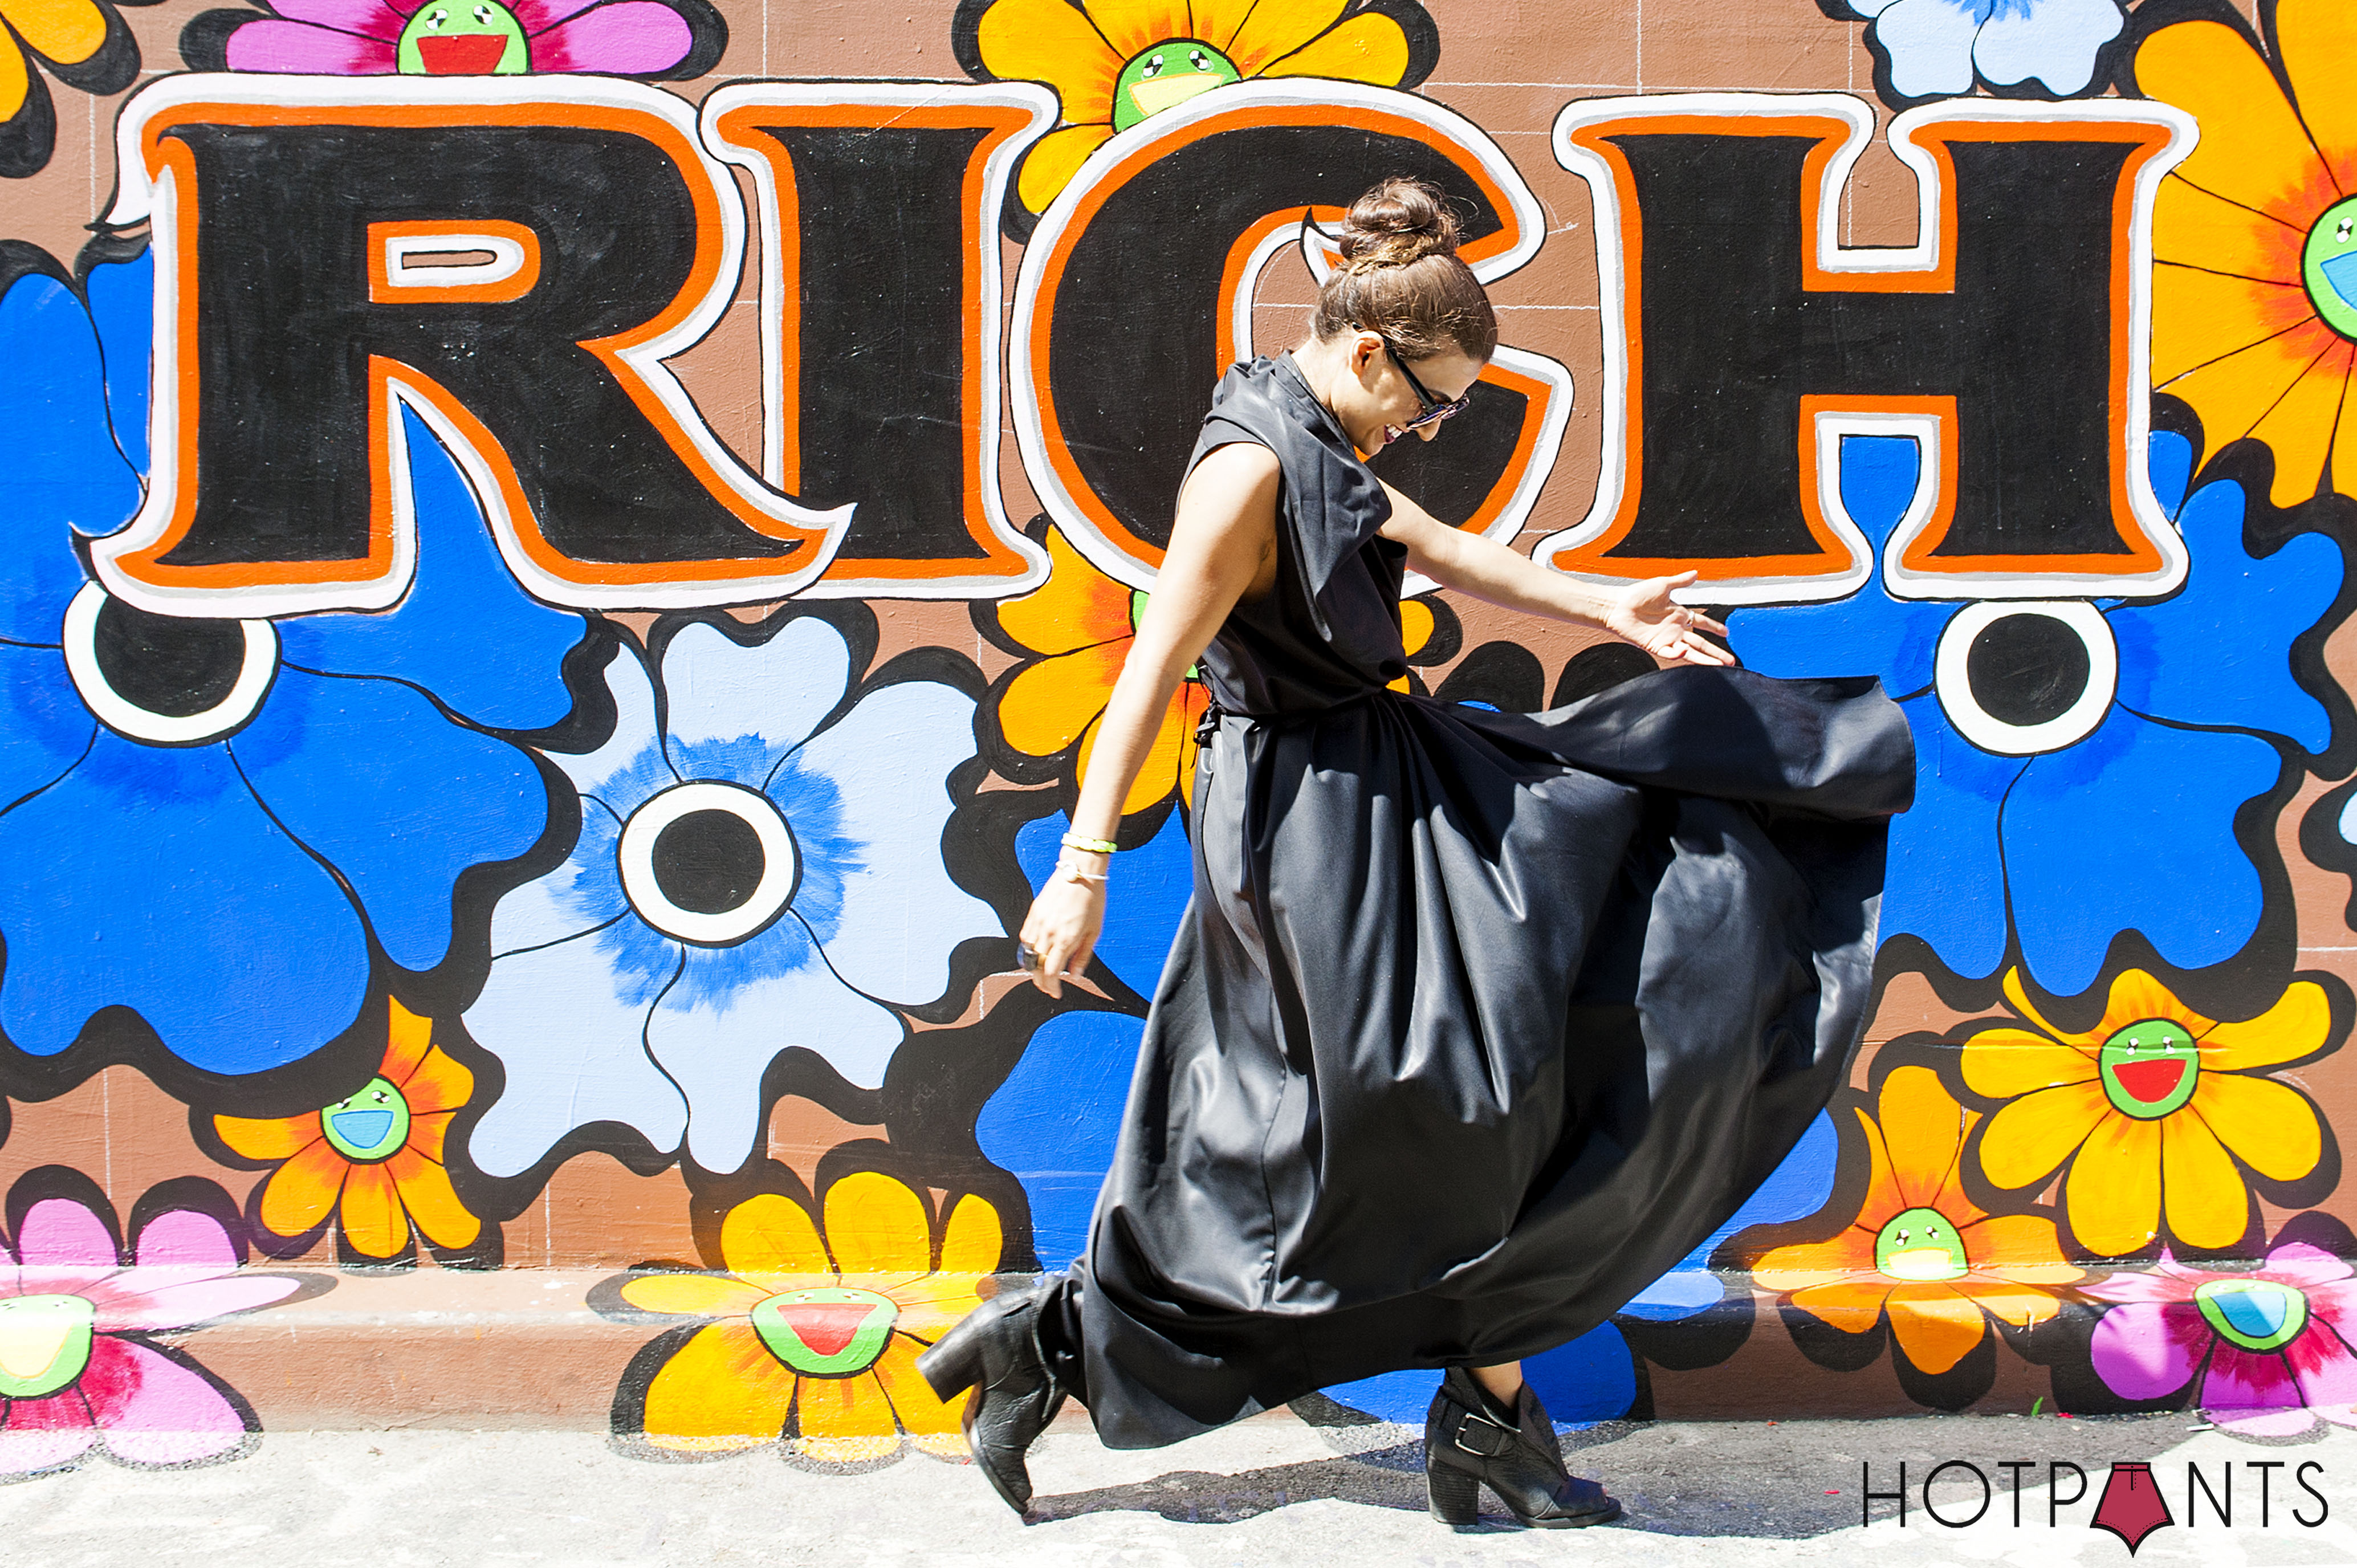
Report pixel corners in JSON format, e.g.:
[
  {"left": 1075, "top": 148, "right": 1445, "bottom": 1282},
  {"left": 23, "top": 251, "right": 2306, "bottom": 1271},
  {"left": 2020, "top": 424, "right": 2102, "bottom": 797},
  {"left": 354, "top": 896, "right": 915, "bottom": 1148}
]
[
  {"left": 1733, "top": 431, "right": 2338, "bottom": 995},
  {"left": 0, "top": 255, "right": 573, "bottom": 1077},
  {"left": 465, "top": 616, "right": 1002, "bottom": 1177},
  {"left": 1841, "top": 0, "right": 2123, "bottom": 101}
]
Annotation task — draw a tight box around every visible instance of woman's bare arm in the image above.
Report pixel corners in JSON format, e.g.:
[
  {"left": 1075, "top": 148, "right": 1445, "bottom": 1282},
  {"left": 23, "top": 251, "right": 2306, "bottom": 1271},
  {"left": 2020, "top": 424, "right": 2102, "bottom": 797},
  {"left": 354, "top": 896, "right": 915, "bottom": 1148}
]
[
  {"left": 1018, "top": 442, "right": 1280, "bottom": 994},
  {"left": 1377, "top": 482, "right": 1732, "bottom": 667}
]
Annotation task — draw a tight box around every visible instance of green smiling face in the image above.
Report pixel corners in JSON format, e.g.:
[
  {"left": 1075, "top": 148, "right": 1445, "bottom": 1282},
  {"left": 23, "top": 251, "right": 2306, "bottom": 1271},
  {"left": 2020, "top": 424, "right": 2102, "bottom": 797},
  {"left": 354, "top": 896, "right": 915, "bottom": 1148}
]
[
  {"left": 1874, "top": 1206, "right": 1968, "bottom": 1283},
  {"left": 1112, "top": 41, "right": 1240, "bottom": 132},
  {"left": 2304, "top": 195, "right": 2357, "bottom": 341},
  {"left": 2097, "top": 1019, "right": 2201, "bottom": 1120},
  {"left": 321, "top": 1077, "right": 413, "bottom": 1163},
  {"left": 397, "top": 0, "right": 528, "bottom": 76},
  {"left": 750, "top": 1287, "right": 898, "bottom": 1377},
  {"left": 2195, "top": 1277, "right": 2309, "bottom": 1353}
]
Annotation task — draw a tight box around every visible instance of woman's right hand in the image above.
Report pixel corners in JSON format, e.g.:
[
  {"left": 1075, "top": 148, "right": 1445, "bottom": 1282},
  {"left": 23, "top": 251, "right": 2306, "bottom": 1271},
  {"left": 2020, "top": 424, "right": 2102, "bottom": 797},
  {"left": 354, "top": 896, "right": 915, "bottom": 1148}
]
[{"left": 1019, "top": 868, "right": 1106, "bottom": 997}]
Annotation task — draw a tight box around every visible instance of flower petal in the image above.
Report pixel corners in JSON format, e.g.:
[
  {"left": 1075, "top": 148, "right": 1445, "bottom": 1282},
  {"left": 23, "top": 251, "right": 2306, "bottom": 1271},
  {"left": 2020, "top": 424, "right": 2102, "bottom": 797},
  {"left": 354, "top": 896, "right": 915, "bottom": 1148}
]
[
  {"left": 214, "top": 1113, "right": 323, "bottom": 1163},
  {"left": 91, "top": 1275, "right": 299, "bottom": 1333},
  {"left": 2285, "top": 1320, "right": 2357, "bottom": 1408},
  {"left": 16, "top": 1199, "right": 115, "bottom": 1269},
  {"left": 872, "top": 1333, "right": 962, "bottom": 1439},
  {"left": 1224, "top": 0, "right": 1344, "bottom": 72},
  {"left": 236, "top": 668, "right": 547, "bottom": 977},
  {"left": 258, "top": 0, "right": 409, "bottom": 39},
  {"left": 2095, "top": 971, "right": 2214, "bottom": 1042},
  {"left": 1787, "top": 1277, "right": 1894, "bottom": 1332},
  {"left": 2277, "top": 0, "right": 2357, "bottom": 192},
  {"left": 2153, "top": 176, "right": 2305, "bottom": 287},
  {"left": 791, "top": 1367, "right": 898, "bottom": 1461},
  {"left": 1959, "top": 1278, "right": 2061, "bottom": 1331},
  {"left": 527, "top": 1, "right": 694, "bottom": 74},
  {"left": 1875, "top": 1065, "right": 1972, "bottom": 1213},
  {"left": 1867, "top": 0, "right": 1979, "bottom": 99},
  {"left": 823, "top": 1172, "right": 933, "bottom": 1277},
  {"left": 2261, "top": 1241, "right": 2356, "bottom": 1291},
  {"left": 789, "top": 679, "right": 1002, "bottom": 1004},
  {"left": 463, "top": 919, "right": 687, "bottom": 1180},
  {"left": 1969, "top": 0, "right": 2119, "bottom": 95},
  {"left": 2201, "top": 980, "right": 2332, "bottom": 1072},
  {"left": 1978, "top": 1081, "right": 2110, "bottom": 1191},
  {"left": 1960, "top": 1212, "right": 2079, "bottom": 1281},
  {"left": 2192, "top": 1072, "right": 2322, "bottom": 1183},
  {"left": 1961, "top": 1028, "right": 2098, "bottom": 1098},
  {"left": 935, "top": 1194, "right": 1003, "bottom": 1279},
  {"left": 619, "top": 1273, "right": 768, "bottom": 1318},
  {"left": 1855, "top": 1102, "right": 1906, "bottom": 1231},
  {"left": 2159, "top": 1109, "right": 2251, "bottom": 1250},
  {"left": 0, "top": 1390, "right": 96, "bottom": 1476},
  {"left": 405, "top": 1110, "right": 454, "bottom": 1163},
  {"left": 2089, "top": 1299, "right": 2208, "bottom": 1400},
  {"left": 258, "top": 1139, "right": 348, "bottom": 1239},
  {"left": 128, "top": 1209, "right": 235, "bottom": 1276},
  {"left": 976, "top": 0, "right": 1121, "bottom": 124},
  {"left": 384, "top": 1146, "right": 479, "bottom": 1251},
  {"left": 1080, "top": 0, "right": 1192, "bottom": 59},
  {"left": 1884, "top": 1282, "right": 1986, "bottom": 1375},
  {"left": 637, "top": 1322, "right": 796, "bottom": 1452},
  {"left": 2245, "top": 339, "right": 2352, "bottom": 508},
  {"left": 2065, "top": 1110, "right": 2163, "bottom": 1257},
  {"left": 1256, "top": 11, "right": 1410, "bottom": 84},
  {"left": 337, "top": 1162, "right": 409, "bottom": 1259},
  {"left": 1017, "top": 123, "right": 1114, "bottom": 215},
  {"left": 222, "top": 18, "right": 399, "bottom": 72},
  {"left": 399, "top": 1045, "right": 473, "bottom": 1117},
  {"left": 2135, "top": 20, "right": 2334, "bottom": 228},
  {"left": 998, "top": 646, "right": 1122, "bottom": 757},
  {"left": 8, "top": 0, "right": 108, "bottom": 67},
  {"left": 79, "top": 1338, "right": 248, "bottom": 1468},
  {"left": 660, "top": 618, "right": 848, "bottom": 790},
  {"left": 720, "top": 1194, "right": 829, "bottom": 1278},
  {"left": 1753, "top": 1233, "right": 1876, "bottom": 1294},
  {"left": 2203, "top": 1341, "right": 2301, "bottom": 1412}
]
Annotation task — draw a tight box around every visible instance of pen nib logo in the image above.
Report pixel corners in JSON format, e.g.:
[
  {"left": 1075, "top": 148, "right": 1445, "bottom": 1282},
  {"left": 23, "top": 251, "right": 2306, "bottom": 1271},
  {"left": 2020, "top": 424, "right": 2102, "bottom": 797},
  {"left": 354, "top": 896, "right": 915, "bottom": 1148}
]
[{"left": 2091, "top": 1462, "right": 2173, "bottom": 1555}]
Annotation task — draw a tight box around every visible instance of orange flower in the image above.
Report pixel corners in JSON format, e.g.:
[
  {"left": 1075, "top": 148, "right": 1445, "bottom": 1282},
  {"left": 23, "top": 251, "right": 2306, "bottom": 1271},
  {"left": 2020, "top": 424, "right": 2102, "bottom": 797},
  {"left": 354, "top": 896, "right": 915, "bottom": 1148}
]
[
  {"left": 214, "top": 998, "right": 479, "bottom": 1259},
  {"left": 1753, "top": 1066, "right": 2083, "bottom": 1377},
  {"left": 958, "top": 0, "right": 1438, "bottom": 218},
  {"left": 2138, "top": 1, "right": 2357, "bottom": 505},
  {"left": 610, "top": 1175, "right": 999, "bottom": 1464},
  {"left": 990, "top": 525, "right": 1439, "bottom": 814},
  {"left": 1962, "top": 968, "right": 2330, "bottom": 1257}
]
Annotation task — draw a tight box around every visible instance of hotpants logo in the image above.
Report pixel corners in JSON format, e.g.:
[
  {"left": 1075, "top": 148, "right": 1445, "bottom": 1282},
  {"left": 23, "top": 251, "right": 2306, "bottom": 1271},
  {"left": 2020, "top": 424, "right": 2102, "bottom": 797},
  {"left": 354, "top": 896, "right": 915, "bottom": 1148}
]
[{"left": 1859, "top": 1457, "right": 2329, "bottom": 1555}]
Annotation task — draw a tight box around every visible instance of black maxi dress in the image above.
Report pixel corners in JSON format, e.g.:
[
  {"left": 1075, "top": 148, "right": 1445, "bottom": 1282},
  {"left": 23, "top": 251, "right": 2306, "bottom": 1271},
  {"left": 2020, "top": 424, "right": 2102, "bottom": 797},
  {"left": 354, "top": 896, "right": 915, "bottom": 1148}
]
[{"left": 1063, "top": 353, "right": 1916, "bottom": 1449}]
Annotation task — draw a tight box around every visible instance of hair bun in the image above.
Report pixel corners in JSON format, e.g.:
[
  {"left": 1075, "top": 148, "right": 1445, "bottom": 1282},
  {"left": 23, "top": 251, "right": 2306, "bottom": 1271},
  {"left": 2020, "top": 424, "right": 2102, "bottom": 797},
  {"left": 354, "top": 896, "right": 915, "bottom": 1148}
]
[{"left": 1337, "top": 177, "right": 1460, "bottom": 271}]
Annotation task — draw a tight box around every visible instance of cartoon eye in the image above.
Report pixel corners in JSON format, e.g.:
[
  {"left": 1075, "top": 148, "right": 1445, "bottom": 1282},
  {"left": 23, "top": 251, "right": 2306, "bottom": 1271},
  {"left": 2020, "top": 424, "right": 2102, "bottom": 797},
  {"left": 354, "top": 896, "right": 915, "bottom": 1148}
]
[
  {"left": 372, "top": 1089, "right": 390, "bottom": 1103},
  {"left": 1189, "top": 48, "right": 1211, "bottom": 70},
  {"left": 425, "top": 7, "right": 445, "bottom": 23},
  {"left": 1895, "top": 1229, "right": 1910, "bottom": 1244},
  {"left": 1140, "top": 52, "right": 1163, "bottom": 77},
  {"left": 473, "top": 4, "right": 492, "bottom": 19},
  {"left": 2340, "top": 218, "right": 2354, "bottom": 244}
]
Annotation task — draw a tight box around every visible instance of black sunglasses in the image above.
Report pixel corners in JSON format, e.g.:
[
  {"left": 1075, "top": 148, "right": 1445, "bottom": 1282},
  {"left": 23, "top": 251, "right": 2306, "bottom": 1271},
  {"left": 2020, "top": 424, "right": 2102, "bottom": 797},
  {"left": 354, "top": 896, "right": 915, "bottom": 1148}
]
[{"left": 1381, "top": 339, "right": 1472, "bottom": 431}]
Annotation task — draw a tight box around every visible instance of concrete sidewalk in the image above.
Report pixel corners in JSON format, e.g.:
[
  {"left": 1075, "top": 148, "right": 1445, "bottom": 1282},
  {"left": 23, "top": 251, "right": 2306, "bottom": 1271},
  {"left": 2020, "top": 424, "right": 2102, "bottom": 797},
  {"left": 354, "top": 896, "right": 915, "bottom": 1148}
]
[{"left": 4, "top": 1410, "right": 2351, "bottom": 1566}]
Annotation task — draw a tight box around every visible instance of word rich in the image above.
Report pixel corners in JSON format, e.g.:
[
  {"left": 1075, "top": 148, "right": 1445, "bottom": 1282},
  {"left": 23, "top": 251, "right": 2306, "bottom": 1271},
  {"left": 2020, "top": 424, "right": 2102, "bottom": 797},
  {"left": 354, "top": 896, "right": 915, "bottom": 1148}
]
[
  {"left": 1861, "top": 1457, "right": 2329, "bottom": 1550},
  {"left": 99, "top": 75, "right": 2197, "bottom": 619}
]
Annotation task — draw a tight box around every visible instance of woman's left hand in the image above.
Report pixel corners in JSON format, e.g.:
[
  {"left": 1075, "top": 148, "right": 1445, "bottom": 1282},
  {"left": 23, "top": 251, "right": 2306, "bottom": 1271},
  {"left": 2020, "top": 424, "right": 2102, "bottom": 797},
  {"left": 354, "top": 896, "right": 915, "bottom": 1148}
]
[{"left": 1604, "top": 571, "right": 1733, "bottom": 667}]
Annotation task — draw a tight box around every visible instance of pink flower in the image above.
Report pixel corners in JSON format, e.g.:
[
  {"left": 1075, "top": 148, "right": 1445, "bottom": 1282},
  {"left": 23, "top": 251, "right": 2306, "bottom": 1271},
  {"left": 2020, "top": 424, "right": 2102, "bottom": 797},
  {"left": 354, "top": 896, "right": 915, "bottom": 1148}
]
[
  {"left": 2085, "top": 1238, "right": 2357, "bottom": 1438},
  {"left": 185, "top": 0, "right": 718, "bottom": 79},
  {"left": 0, "top": 1194, "right": 300, "bottom": 1476}
]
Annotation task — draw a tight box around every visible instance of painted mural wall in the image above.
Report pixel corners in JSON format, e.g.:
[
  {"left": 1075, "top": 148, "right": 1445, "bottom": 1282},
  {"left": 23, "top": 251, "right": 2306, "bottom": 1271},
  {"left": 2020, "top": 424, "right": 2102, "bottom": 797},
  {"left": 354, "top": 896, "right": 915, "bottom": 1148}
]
[{"left": 1, "top": 0, "right": 2356, "bottom": 1478}]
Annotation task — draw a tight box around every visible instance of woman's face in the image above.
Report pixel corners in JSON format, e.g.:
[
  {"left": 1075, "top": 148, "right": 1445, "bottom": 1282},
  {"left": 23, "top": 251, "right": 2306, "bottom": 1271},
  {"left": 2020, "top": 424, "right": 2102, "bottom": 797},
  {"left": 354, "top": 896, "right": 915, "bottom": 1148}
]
[{"left": 1330, "top": 332, "right": 1483, "bottom": 458}]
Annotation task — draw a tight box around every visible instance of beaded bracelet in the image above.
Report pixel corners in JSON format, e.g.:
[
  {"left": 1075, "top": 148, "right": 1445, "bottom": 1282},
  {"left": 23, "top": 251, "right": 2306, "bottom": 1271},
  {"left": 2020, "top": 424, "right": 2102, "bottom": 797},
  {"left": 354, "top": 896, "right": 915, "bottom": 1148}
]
[{"left": 1060, "top": 832, "right": 1118, "bottom": 856}]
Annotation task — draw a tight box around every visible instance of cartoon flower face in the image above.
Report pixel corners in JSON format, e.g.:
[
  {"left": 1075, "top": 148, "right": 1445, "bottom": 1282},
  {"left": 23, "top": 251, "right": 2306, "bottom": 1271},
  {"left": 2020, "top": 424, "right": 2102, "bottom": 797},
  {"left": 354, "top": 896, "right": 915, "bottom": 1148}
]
[
  {"left": 1752, "top": 1066, "right": 2084, "bottom": 1379},
  {"left": 464, "top": 616, "right": 1002, "bottom": 1178},
  {"left": 601, "top": 1174, "right": 1000, "bottom": 1464},
  {"left": 0, "top": 254, "right": 576, "bottom": 1079},
  {"left": 214, "top": 999, "right": 482, "bottom": 1260},
  {"left": 2138, "top": 1, "right": 2357, "bottom": 507},
  {"left": 2087, "top": 1238, "right": 2357, "bottom": 1437},
  {"left": 1833, "top": 0, "right": 2124, "bottom": 104},
  {"left": 1731, "top": 431, "right": 2338, "bottom": 995},
  {"left": 955, "top": 0, "right": 1439, "bottom": 220},
  {"left": 1963, "top": 969, "right": 2332, "bottom": 1257},
  {"left": 0, "top": 0, "right": 141, "bottom": 179},
  {"left": 0, "top": 1186, "right": 300, "bottom": 1477},
  {"left": 190, "top": 0, "right": 717, "bottom": 78}
]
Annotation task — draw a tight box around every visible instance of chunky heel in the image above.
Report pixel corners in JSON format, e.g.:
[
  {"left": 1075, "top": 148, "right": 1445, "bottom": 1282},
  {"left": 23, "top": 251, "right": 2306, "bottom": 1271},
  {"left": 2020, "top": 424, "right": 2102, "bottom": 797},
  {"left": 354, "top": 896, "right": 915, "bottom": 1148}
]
[
  {"left": 915, "top": 1321, "right": 984, "bottom": 1402},
  {"left": 1428, "top": 1461, "right": 1480, "bottom": 1525}
]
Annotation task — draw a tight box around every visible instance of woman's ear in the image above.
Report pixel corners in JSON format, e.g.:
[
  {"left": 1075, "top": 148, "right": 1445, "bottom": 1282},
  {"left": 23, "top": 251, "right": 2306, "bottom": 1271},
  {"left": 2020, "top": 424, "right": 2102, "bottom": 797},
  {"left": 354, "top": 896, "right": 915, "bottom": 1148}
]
[{"left": 1350, "top": 331, "right": 1383, "bottom": 378}]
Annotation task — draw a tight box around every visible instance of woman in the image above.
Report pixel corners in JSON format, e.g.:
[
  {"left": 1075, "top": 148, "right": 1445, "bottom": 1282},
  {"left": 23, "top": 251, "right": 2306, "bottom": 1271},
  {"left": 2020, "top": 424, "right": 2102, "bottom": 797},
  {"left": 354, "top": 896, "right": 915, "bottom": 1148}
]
[{"left": 922, "top": 178, "right": 1913, "bottom": 1528}]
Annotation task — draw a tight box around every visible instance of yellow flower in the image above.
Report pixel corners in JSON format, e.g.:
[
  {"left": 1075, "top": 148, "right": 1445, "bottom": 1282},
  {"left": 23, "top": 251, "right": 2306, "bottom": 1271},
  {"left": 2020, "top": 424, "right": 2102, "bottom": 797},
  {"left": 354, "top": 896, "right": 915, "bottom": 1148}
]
[
  {"left": 611, "top": 1175, "right": 1000, "bottom": 1465},
  {"left": 955, "top": 0, "right": 1439, "bottom": 218},
  {"left": 2138, "top": 1, "right": 2357, "bottom": 505},
  {"left": 0, "top": 0, "right": 139, "bottom": 179},
  {"left": 1753, "top": 1066, "right": 2084, "bottom": 1378},
  {"left": 1962, "top": 968, "right": 2332, "bottom": 1257}
]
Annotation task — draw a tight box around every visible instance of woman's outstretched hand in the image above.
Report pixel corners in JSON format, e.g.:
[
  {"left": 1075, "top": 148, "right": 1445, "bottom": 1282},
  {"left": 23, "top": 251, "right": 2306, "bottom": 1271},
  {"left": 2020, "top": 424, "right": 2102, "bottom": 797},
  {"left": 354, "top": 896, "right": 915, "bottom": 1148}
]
[
  {"left": 1018, "top": 868, "right": 1105, "bottom": 997},
  {"left": 1604, "top": 571, "right": 1733, "bottom": 667}
]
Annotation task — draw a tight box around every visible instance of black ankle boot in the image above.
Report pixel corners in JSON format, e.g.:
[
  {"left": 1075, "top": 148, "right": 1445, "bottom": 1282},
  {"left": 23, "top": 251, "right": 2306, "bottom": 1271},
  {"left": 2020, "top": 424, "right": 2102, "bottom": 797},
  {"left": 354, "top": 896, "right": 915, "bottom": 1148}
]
[
  {"left": 1424, "top": 1366, "right": 1621, "bottom": 1529},
  {"left": 915, "top": 1283, "right": 1068, "bottom": 1515}
]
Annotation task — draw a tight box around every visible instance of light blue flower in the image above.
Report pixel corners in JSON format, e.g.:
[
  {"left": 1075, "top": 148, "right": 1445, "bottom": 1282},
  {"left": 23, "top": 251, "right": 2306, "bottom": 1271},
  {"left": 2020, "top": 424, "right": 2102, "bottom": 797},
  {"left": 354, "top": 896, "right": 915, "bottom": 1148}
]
[
  {"left": 1733, "top": 431, "right": 2338, "bottom": 995},
  {"left": 465, "top": 616, "right": 1003, "bottom": 1177},
  {"left": 0, "top": 254, "right": 571, "bottom": 1077},
  {"left": 1843, "top": 0, "right": 2124, "bottom": 101}
]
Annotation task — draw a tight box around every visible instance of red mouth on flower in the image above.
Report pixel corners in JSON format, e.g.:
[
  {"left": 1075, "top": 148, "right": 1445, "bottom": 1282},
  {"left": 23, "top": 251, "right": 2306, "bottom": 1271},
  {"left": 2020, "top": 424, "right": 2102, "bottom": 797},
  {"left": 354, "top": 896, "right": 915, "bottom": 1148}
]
[
  {"left": 2112, "top": 1057, "right": 2188, "bottom": 1105},
  {"left": 415, "top": 34, "right": 507, "bottom": 73}
]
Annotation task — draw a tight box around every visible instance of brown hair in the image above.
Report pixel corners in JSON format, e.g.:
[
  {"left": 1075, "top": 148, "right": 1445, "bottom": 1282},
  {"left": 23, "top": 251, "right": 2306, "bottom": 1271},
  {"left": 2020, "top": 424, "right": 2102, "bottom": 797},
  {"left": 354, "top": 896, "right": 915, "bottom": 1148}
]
[{"left": 1309, "top": 177, "right": 1498, "bottom": 365}]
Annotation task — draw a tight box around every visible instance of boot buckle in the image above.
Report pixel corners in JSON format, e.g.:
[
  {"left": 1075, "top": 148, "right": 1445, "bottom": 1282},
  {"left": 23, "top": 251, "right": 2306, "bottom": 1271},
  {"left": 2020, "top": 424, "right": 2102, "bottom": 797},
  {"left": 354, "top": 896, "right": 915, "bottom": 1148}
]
[{"left": 1453, "top": 1407, "right": 1516, "bottom": 1457}]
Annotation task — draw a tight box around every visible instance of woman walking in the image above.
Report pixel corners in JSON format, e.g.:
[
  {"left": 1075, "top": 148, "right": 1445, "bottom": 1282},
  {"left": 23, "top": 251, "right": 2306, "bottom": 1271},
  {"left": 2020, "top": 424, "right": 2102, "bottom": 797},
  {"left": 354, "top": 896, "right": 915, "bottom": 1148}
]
[{"left": 921, "top": 177, "right": 1914, "bottom": 1527}]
